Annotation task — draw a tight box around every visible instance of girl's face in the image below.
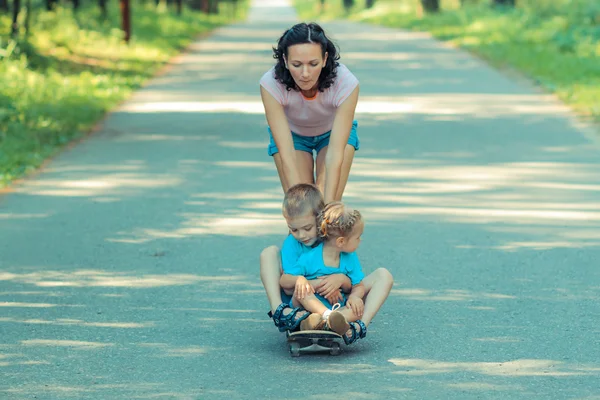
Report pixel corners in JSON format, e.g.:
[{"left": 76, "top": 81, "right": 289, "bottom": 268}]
[
  {"left": 339, "top": 219, "right": 364, "bottom": 253},
  {"left": 285, "top": 43, "right": 328, "bottom": 93},
  {"left": 285, "top": 212, "right": 318, "bottom": 247}
]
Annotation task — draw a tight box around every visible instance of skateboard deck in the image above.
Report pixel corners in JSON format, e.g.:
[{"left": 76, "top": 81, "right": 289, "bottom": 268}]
[{"left": 286, "top": 330, "right": 343, "bottom": 357}]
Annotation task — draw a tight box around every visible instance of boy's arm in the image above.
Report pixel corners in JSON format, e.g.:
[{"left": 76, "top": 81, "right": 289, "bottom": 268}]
[{"left": 280, "top": 274, "right": 299, "bottom": 290}]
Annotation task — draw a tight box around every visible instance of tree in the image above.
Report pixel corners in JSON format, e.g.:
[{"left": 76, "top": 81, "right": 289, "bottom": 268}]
[
  {"left": 365, "top": 0, "right": 375, "bottom": 8},
  {"left": 99, "top": 0, "right": 107, "bottom": 19},
  {"left": 120, "top": 0, "right": 131, "bottom": 43},
  {"left": 342, "top": 0, "right": 353, "bottom": 13},
  {"left": 493, "top": 0, "right": 515, "bottom": 6},
  {"left": 11, "top": 0, "right": 19, "bottom": 36},
  {"left": 1, "top": 0, "right": 9, "bottom": 12},
  {"left": 421, "top": 0, "right": 439, "bottom": 13}
]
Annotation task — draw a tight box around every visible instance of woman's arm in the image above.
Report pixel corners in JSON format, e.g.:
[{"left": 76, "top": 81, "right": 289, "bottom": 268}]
[
  {"left": 324, "top": 85, "right": 359, "bottom": 203},
  {"left": 260, "top": 86, "right": 300, "bottom": 190}
]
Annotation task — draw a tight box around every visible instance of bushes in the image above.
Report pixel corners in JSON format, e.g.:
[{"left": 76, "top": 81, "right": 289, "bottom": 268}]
[{"left": 0, "top": 1, "right": 246, "bottom": 186}]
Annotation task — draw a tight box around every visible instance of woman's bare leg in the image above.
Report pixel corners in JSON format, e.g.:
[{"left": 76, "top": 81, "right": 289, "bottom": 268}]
[
  {"left": 316, "top": 144, "right": 355, "bottom": 200},
  {"left": 273, "top": 150, "right": 315, "bottom": 192}
]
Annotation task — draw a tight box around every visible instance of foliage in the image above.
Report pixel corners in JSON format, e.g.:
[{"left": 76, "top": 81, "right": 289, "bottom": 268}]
[
  {"left": 0, "top": 1, "right": 247, "bottom": 186},
  {"left": 296, "top": 0, "right": 599, "bottom": 123}
]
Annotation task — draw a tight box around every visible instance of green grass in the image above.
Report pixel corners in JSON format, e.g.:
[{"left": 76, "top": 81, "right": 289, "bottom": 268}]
[
  {"left": 0, "top": 0, "right": 248, "bottom": 187},
  {"left": 296, "top": 0, "right": 600, "bottom": 124}
]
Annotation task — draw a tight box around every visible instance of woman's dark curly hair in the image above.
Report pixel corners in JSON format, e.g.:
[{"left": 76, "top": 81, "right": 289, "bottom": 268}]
[{"left": 272, "top": 22, "right": 340, "bottom": 93}]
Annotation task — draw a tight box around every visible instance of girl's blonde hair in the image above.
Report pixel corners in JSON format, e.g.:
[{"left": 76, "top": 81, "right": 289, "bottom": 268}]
[
  {"left": 283, "top": 183, "right": 324, "bottom": 218},
  {"left": 317, "top": 201, "right": 362, "bottom": 239}
]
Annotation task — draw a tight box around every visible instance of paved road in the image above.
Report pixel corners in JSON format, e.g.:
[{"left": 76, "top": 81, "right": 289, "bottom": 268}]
[{"left": 1, "top": 0, "right": 599, "bottom": 398}]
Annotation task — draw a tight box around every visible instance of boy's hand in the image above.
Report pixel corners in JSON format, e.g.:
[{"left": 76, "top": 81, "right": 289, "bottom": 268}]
[
  {"left": 346, "top": 295, "right": 364, "bottom": 318},
  {"left": 295, "top": 276, "right": 314, "bottom": 300},
  {"left": 315, "top": 274, "right": 345, "bottom": 298}
]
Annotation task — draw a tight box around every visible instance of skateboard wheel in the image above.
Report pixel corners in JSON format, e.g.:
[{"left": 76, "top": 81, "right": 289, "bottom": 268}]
[
  {"left": 329, "top": 342, "right": 341, "bottom": 356},
  {"left": 289, "top": 342, "right": 300, "bottom": 357}
]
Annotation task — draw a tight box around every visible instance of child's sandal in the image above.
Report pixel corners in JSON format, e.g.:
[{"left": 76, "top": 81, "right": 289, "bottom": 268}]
[
  {"left": 268, "top": 303, "right": 309, "bottom": 332},
  {"left": 343, "top": 320, "right": 367, "bottom": 345}
]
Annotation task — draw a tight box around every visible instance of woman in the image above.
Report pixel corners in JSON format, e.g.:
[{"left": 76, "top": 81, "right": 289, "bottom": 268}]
[
  {"left": 259, "top": 23, "right": 363, "bottom": 331},
  {"left": 259, "top": 22, "right": 359, "bottom": 204}
]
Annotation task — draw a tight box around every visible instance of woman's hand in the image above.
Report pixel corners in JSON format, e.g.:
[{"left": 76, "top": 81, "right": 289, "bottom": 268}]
[
  {"left": 294, "top": 276, "right": 314, "bottom": 300},
  {"left": 346, "top": 295, "right": 364, "bottom": 318}
]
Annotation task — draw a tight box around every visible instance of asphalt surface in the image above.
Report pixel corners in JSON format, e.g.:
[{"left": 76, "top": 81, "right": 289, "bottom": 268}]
[{"left": 1, "top": 0, "right": 599, "bottom": 398}]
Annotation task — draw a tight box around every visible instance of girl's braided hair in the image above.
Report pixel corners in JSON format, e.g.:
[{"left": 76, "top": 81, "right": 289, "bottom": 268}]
[{"left": 317, "top": 201, "right": 362, "bottom": 240}]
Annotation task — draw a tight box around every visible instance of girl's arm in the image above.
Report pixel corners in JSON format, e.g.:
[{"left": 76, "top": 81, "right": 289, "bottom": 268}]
[
  {"left": 260, "top": 86, "right": 300, "bottom": 190},
  {"left": 348, "top": 282, "right": 366, "bottom": 300},
  {"left": 324, "top": 85, "right": 359, "bottom": 203}
]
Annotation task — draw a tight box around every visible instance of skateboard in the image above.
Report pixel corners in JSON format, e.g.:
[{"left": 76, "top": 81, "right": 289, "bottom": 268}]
[{"left": 286, "top": 330, "right": 343, "bottom": 357}]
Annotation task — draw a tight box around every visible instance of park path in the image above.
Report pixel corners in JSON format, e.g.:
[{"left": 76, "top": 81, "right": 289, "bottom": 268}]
[{"left": 1, "top": 0, "right": 600, "bottom": 398}]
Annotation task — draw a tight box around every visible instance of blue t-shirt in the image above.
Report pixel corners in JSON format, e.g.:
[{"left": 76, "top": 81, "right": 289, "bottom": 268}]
[
  {"left": 287, "top": 243, "right": 365, "bottom": 286},
  {"left": 280, "top": 234, "right": 315, "bottom": 273}
]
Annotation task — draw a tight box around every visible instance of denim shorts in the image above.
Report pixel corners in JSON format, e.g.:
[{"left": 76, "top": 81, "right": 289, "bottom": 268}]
[{"left": 267, "top": 120, "right": 360, "bottom": 156}]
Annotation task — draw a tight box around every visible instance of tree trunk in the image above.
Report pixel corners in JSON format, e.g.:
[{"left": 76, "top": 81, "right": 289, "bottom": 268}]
[
  {"left": 24, "top": 0, "right": 30, "bottom": 36},
  {"left": 421, "top": 0, "right": 439, "bottom": 12},
  {"left": 175, "top": 0, "right": 181, "bottom": 15},
  {"left": 342, "top": 0, "right": 353, "bottom": 12},
  {"left": 120, "top": 0, "right": 131, "bottom": 43},
  {"left": 73, "top": 0, "right": 79, "bottom": 9},
  {"left": 11, "top": 0, "right": 19, "bottom": 36},
  {"left": 1, "top": 0, "right": 9, "bottom": 13},
  {"left": 46, "top": 0, "right": 57, "bottom": 11},
  {"left": 365, "top": 0, "right": 375, "bottom": 9},
  {"left": 207, "top": 0, "right": 218, "bottom": 14},
  {"left": 99, "top": 0, "right": 107, "bottom": 18}
]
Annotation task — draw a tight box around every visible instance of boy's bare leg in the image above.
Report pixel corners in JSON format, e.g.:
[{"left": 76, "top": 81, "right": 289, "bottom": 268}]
[{"left": 260, "top": 246, "right": 284, "bottom": 313}]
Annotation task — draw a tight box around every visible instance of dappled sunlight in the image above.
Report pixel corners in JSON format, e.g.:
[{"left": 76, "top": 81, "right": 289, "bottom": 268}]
[
  {"left": 115, "top": 133, "right": 221, "bottom": 142},
  {"left": 0, "top": 270, "right": 247, "bottom": 288},
  {"left": 447, "top": 382, "right": 523, "bottom": 391},
  {"left": 390, "top": 288, "right": 516, "bottom": 302},
  {"left": 188, "top": 40, "right": 272, "bottom": 52},
  {"left": 108, "top": 210, "right": 286, "bottom": 243},
  {"left": 119, "top": 94, "right": 570, "bottom": 118},
  {"left": 388, "top": 358, "right": 595, "bottom": 377},
  {"left": 0, "top": 213, "right": 51, "bottom": 220},
  {"left": 0, "top": 302, "right": 59, "bottom": 308},
  {"left": 13, "top": 173, "right": 182, "bottom": 197},
  {"left": 137, "top": 343, "right": 209, "bottom": 357},
  {"left": 21, "top": 339, "right": 113, "bottom": 349},
  {"left": 0, "top": 317, "right": 154, "bottom": 329}
]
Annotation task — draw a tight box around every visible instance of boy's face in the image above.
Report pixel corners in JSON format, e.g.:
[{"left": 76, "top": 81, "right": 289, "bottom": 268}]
[{"left": 285, "top": 213, "right": 318, "bottom": 247}]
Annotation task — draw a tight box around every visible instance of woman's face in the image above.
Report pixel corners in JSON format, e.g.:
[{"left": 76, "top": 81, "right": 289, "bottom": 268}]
[{"left": 285, "top": 43, "right": 328, "bottom": 93}]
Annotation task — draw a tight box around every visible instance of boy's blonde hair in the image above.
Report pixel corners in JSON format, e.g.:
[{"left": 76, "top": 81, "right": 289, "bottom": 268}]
[
  {"left": 317, "top": 201, "right": 362, "bottom": 239},
  {"left": 283, "top": 183, "right": 324, "bottom": 218}
]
